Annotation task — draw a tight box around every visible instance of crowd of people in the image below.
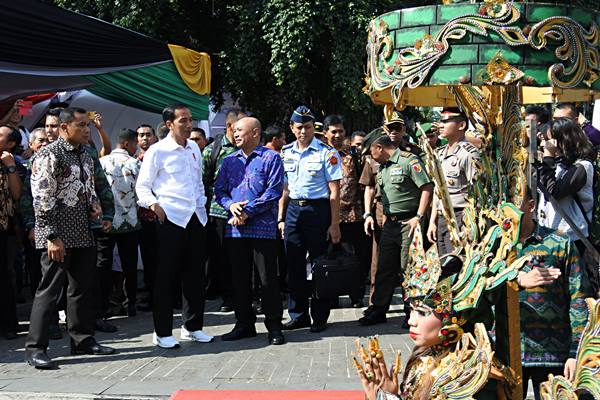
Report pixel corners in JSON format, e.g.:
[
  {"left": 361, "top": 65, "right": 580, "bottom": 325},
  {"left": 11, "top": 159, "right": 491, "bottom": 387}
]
[{"left": 0, "top": 99, "right": 597, "bottom": 399}]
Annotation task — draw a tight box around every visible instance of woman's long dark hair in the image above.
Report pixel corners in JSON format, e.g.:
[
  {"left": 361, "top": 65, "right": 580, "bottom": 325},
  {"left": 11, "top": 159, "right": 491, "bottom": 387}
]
[{"left": 551, "top": 117, "right": 596, "bottom": 165}]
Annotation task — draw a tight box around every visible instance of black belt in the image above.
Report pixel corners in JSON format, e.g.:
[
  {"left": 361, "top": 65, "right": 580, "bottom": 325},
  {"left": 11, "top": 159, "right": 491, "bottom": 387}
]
[
  {"left": 386, "top": 211, "right": 417, "bottom": 222},
  {"left": 290, "top": 198, "right": 328, "bottom": 207}
]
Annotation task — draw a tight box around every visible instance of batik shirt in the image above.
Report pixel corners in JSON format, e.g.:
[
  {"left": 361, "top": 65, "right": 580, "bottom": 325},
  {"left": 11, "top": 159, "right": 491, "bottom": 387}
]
[
  {"left": 338, "top": 146, "right": 364, "bottom": 223},
  {"left": 100, "top": 149, "right": 141, "bottom": 233},
  {"left": 202, "top": 134, "right": 238, "bottom": 219},
  {"left": 84, "top": 143, "right": 114, "bottom": 230},
  {"left": 214, "top": 146, "right": 283, "bottom": 239},
  {"left": 0, "top": 167, "right": 14, "bottom": 232},
  {"left": 515, "top": 225, "right": 590, "bottom": 367},
  {"left": 31, "top": 137, "right": 99, "bottom": 249}
]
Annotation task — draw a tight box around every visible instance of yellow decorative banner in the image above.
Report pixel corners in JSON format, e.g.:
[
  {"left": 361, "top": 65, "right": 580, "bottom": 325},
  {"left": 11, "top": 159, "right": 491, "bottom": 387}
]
[{"left": 168, "top": 44, "right": 211, "bottom": 95}]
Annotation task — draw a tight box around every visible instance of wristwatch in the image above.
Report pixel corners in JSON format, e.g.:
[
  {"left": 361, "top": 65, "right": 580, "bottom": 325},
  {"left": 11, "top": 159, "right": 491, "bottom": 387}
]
[
  {"left": 46, "top": 233, "right": 59, "bottom": 242},
  {"left": 363, "top": 212, "right": 372, "bottom": 219},
  {"left": 416, "top": 213, "right": 425, "bottom": 220},
  {"left": 6, "top": 165, "right": 16, "bottom": 174}
]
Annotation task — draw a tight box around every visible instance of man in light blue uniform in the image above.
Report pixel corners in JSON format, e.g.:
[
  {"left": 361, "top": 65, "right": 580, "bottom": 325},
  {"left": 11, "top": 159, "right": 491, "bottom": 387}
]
[{"left": 277, "top": 106, "right": 342, "bottom": 333}]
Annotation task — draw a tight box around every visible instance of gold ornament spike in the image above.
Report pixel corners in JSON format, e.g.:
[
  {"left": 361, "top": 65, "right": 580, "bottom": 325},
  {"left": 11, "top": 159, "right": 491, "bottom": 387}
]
[
  {"left": 573, "top": 298, "right": 600, "bottom": 398},
  {"left": 393, "top": 351, "right": 402, "bottom": 377},
  {"left": 477, "top": 51, "right": 525, "bottom": 85},
  {"left": 428, "top": 323, "right": 495, "bottom": 398}
]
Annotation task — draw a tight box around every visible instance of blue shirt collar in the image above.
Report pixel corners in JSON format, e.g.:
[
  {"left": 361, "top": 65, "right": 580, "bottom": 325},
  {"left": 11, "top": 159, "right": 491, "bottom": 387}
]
[
  {"left": 292, "top": 137, "right": 320, "bottom": 153},
  {"left": 234, "top": 145, "right": 266, "bottom": 159}
]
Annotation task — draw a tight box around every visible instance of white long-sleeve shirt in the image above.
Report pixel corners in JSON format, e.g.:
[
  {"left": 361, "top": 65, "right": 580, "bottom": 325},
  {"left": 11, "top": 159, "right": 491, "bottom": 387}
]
[{"left": 135, "top": 134, "right": 207, "bottom": 228}]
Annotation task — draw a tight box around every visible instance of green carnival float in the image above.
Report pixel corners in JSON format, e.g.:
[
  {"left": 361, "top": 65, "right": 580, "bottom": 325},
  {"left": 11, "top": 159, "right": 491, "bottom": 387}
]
[{"left": 354, "top": 1, "right": 600, "bottom": 399}]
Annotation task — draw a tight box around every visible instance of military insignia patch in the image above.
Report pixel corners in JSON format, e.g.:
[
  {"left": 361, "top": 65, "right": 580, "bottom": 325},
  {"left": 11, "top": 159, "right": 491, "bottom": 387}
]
[
  {"left": 390, "top": 168, "right": 403, "bottom": 176},
  {"left": 329, "top": 156, "right": 338, "bottom": 165},
  {"left": 412, "top": 164, "right": 422, "bottom": 173}
]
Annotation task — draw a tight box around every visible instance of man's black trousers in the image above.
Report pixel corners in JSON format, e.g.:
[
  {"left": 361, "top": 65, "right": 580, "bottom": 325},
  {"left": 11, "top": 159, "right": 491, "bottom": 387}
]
[
  {"left": 153, "top": 215, "right": 206, "bottom": 337},
  {"left": 26, "top": 246, "right": 96, "bottom": 350},
  {"left": 227, "top": 237, "right": 283, "bottom": 331}
]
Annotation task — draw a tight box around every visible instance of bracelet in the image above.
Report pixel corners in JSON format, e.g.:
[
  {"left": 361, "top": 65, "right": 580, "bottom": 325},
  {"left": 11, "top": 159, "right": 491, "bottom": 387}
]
[{"left": 277, "top": 219, "right": 285, "bottom": 224}]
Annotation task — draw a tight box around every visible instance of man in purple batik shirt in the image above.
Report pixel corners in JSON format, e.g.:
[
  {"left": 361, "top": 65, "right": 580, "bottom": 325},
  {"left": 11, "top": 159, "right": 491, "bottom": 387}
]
[{"left": 214, "top": 117, "right": 285, "bottom": 345}]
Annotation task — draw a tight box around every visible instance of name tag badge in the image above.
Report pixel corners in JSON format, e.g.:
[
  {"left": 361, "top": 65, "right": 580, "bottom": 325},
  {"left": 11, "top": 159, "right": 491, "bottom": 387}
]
[
  {"left": 390, "top": 167, "right": 403, "bottom": 176},
  {"left": 284, "top": 161, "right": 296, "bottom": 172},
  {"left": 306, "top": 162, "right": 322, "bottom": 172}
]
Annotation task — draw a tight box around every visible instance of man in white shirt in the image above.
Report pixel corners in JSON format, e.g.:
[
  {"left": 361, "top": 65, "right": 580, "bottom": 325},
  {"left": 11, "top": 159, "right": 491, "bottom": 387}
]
[{"left": 136, "top": 104, "right": 213, "bottom": 349}]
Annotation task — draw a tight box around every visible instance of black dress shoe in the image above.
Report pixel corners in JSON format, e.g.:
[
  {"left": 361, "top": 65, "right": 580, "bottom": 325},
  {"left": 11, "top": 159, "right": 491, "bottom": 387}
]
[
  {"left": 282, "top": 315, "right": 311, "bottom": 330},
  {"left": 48, "top": 324, "right": 62, "bottom": 340},
  {"left": 358, "top": 311, "right": 387, "bottom": 326},
  {"left": 362, "top": 305, "right": 376, "bottom": 316},
  {"left": 136, "top": 302, "right": 152, "bottom": 312},
  {"left": 268, "top": 331, "right": 285, "bottom": 345},
  {"left": 95, "top": 319, "right": 118, "bottom": 333},
  {"left": 71, "top": 338, "right": 116, "bottom": 355},
  {"left": 221, "top": 327, "right": 257, "bottom": 341},
  {"left": 25, "top": 349, "right": 57, "bottom": 369},
  {"left": 219, "top": 302, "right": 233, "bottom": 312},
  {"left": 127, "top": 304, "right": 137, "bottom": 317},
  {"left": 3, "top": 331, "right": 17, "bottom": 340},
  {"left": 309, "top": 322, "right": 327, "bottom": 333},
  {"left": 352, "top": 300, "right": 364, "bottom": 308}
]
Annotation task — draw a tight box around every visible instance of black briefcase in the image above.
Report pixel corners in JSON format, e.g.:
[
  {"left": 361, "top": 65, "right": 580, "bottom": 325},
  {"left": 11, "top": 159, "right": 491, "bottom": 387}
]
[{"left": 312, "top": 244, "right": 360, "bottom": 299}]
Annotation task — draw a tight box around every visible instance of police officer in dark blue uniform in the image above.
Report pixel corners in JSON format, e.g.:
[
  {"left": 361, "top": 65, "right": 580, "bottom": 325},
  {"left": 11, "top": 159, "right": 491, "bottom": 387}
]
[{"left": 278, "top": 106, "right": 342, "bottom": 333}]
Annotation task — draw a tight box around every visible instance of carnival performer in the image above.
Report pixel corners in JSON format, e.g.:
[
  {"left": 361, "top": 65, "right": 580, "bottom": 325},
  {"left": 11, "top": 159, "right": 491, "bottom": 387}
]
[{"left": 354, "top": 244, "right": 510, "bottom": 399}]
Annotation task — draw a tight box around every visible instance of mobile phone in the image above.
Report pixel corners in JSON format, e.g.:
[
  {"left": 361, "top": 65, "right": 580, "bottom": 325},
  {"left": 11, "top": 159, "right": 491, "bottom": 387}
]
[{"left": 18, "top": 101, "right": 33, "bottom": 116}]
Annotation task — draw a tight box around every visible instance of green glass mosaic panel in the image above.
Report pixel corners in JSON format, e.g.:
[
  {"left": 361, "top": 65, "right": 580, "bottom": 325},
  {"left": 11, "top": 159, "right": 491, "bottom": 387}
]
[
  {"left": 380, "top": 11, "right": 400, "bottom": 31},
  {"left": 568, "top": 8, "right": 595, "bottom": 27},
  {"left": 442, "top": 44, "right": 479, "bottom": 65},
  {"left": 401, "top": 6, "right": 437, "bottom": 28},
  {"left": 429, "top": 65, "right": 471, "bottom": 84},
  {"left": 479, "top": 45, "right": 523, "bottom": 64},
  {"left": 437, "top": 4, "right": 479, "bottom": 24},
  {"left": 395, "top": 27, "right": 430, "bottom": 48},
  {"left": 526, "top": 5, "right": 566, "bottom": 22}
]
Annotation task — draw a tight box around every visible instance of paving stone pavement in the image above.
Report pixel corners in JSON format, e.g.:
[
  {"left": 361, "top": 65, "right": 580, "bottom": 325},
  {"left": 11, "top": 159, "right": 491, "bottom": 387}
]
[{"left": 0, "top": 294, "right": 414, "bottom": 399}]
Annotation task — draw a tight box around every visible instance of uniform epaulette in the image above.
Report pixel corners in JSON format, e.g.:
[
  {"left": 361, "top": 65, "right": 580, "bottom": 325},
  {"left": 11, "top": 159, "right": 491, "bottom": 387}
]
[
  {"left": 282, "top": 143, "right": 294, "bottom": 151},
  {"left": 399, "top": 150, "right": 413, "bottom": 158},
  {"left": 318, "top": 141, "right": 332, "bottom": 149},
  {"left": 460, "top": 141, "right": 480, "bottom": 155}
]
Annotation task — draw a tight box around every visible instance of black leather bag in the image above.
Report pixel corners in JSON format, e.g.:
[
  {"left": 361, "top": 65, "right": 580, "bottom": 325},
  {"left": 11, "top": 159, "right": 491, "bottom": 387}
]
[{"left": 312, "top": 243, "right": 360, "bottom": 299}]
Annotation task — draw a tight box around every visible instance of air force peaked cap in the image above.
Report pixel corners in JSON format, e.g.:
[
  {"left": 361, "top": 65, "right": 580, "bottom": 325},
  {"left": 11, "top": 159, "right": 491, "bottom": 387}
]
[{"left": 290, "top": 105, "right": 315, "bottom": 123}]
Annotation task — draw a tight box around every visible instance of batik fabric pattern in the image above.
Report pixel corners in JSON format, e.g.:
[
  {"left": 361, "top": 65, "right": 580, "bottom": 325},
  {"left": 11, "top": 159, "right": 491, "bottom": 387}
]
[
  {"left": 100, "top": 149, "right": 141, "bottom": 233},
  {"left": 31, "top": 137, "right": 99, "bottom": 249},
  {"left": 515, "top": 225, "right": 591, "bottom": 367}
]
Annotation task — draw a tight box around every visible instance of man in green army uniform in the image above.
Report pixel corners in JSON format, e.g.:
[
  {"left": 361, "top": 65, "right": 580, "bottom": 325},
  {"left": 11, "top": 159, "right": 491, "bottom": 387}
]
[
  {"left": 426, "top": 108, "right": 480, "bottom": 255},
  {"left": 358, "top": 132, "right": 433, "bottom": 326}
]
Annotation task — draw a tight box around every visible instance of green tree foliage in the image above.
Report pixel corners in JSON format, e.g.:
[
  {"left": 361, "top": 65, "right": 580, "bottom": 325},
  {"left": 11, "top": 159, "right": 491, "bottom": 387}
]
[{"left": 48, "top": 0, "right": 445, "bottom": 129}]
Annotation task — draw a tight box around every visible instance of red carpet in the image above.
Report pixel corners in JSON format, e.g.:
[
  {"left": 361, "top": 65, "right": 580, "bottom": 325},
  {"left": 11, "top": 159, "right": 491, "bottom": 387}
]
[{"left": 170, "top": 390, "right": 364, "bottom": 400}]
